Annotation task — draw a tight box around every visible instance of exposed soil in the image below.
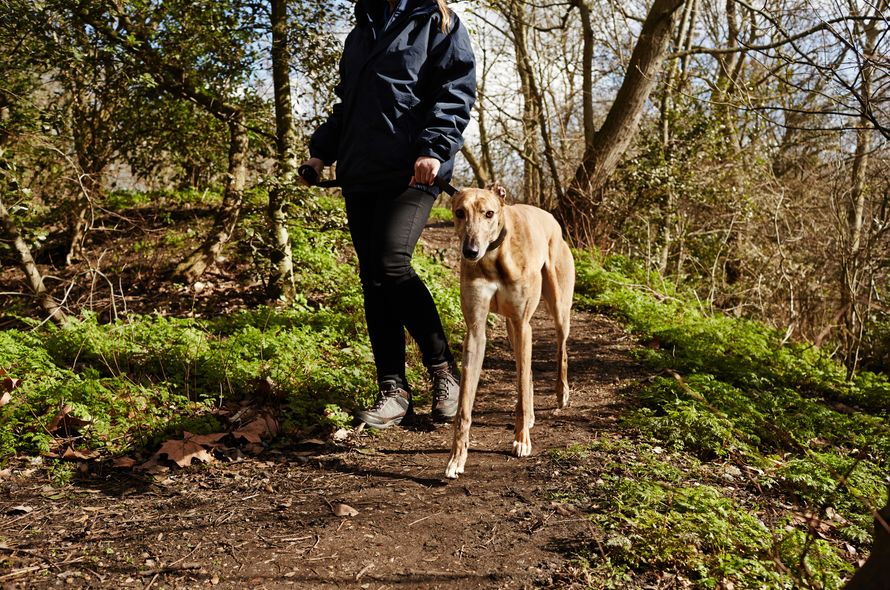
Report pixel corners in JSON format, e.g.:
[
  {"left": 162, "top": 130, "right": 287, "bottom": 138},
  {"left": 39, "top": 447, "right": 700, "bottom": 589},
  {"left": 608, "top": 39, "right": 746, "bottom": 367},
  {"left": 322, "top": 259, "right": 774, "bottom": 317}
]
[{"left": 0, "top": 221, "right": 645, "bottom": 589}]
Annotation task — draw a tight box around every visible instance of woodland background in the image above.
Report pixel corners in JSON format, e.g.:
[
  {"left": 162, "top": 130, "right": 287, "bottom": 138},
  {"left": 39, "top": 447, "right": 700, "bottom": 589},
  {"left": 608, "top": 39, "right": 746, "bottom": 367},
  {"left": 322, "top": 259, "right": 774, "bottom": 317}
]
[
  {"left": 2, "top": 0, "right": 889, "bottom": 369},
  {"left": 1, "top": 0, "right": 889, "bottom": 588}
]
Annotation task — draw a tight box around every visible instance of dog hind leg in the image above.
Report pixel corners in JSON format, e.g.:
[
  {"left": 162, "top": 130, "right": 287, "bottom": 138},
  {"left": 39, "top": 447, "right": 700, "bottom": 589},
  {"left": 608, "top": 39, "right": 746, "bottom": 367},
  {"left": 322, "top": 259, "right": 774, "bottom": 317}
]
[
  {"left": 544, "top": 243, "right": 574, "bottom": 408},
  {"left": 555, "top": 243, "right": 575, "bottom": 408}
]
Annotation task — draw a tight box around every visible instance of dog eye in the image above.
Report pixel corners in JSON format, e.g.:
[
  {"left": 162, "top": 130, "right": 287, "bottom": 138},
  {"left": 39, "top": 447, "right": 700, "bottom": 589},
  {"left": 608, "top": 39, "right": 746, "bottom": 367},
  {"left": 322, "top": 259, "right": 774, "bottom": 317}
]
[
  {"left": 455, "top": 209, "right": 465, "bottom": 219},
  {"left": 485, "top": 211, "right": 494, "bottom": 219}
]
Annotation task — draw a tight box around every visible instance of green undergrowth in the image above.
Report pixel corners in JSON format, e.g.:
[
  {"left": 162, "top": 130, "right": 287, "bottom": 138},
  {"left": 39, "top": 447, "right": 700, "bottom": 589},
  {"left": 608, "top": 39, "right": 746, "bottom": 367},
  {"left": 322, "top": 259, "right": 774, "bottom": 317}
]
[
  {"left": 563, "top": 251, "right": 888, "bottom": 588},
  {"left": 0, "top": 191, "right": 462, "bottom": 464},
  {"left": 550, "top": 438, "right": 855, "bottom": 589}
]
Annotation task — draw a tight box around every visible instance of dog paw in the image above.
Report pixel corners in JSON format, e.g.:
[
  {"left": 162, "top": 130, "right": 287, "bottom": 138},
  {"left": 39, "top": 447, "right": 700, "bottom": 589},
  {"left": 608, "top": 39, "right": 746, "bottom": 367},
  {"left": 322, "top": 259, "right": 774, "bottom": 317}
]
[
  {"left": 444, "top": 459, "right": 464, "bottom": 479},
  {"left": 557, "top": 388, "right": 571, "bottom": 409},
  {"left": 512, "top": 440, "right": 532, "bottom": 457}
]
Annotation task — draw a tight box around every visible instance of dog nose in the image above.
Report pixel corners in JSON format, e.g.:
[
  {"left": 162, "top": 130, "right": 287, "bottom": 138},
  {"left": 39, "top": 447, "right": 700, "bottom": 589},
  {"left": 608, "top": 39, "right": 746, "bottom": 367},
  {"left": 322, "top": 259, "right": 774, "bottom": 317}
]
[{"left": 462, "top": 239, "right": 479, "bottom": 259}]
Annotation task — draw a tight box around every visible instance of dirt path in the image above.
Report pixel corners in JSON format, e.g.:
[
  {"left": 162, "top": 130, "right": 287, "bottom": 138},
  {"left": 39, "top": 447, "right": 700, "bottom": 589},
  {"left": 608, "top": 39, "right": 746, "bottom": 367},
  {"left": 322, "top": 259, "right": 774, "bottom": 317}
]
[{"left": 1, "top": 224, "right": 642, "bottom": 589}]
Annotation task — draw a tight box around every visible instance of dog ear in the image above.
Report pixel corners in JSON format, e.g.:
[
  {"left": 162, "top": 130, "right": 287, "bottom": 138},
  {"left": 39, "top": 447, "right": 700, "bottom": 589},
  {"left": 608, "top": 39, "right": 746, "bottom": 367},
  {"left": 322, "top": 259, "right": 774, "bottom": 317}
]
[{"left": 487, "top": 183, "right": 507, "bottom": 202}]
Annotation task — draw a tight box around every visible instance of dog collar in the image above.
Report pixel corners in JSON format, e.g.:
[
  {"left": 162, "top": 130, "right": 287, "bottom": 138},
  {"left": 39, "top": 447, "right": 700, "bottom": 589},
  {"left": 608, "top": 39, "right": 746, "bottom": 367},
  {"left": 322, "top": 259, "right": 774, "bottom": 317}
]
[{"left": 486, "top": 227, "right": 508, "bottom": 253}]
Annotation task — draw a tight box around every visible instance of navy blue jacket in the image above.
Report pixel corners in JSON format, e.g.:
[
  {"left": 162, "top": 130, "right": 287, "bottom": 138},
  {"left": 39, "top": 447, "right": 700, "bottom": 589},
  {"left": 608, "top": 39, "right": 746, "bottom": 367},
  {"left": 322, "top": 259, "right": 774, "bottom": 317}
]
[{"left": 309, "top": 0, "right": 476, "bottom": 195}]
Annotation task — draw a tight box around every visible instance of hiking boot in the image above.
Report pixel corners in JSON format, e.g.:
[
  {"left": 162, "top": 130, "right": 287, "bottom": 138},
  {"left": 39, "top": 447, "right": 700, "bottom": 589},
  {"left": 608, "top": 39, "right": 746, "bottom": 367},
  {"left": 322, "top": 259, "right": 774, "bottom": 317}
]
[
  {"left": 357, "top": 380, "right": 412, "bottom": 429},
  {"left": 429, "top": 361, "right": 460, "bottom": 423}
]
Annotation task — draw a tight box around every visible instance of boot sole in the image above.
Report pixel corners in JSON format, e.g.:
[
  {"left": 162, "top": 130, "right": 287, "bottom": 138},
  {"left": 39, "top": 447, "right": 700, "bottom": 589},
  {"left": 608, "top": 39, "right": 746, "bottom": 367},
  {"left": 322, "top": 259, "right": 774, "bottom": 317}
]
[
  {"left": 358, "top": 406, "right": 414, "bottom": 429},
  {"left": 431, "top": 409, "right": 457, "bottom": 423}
]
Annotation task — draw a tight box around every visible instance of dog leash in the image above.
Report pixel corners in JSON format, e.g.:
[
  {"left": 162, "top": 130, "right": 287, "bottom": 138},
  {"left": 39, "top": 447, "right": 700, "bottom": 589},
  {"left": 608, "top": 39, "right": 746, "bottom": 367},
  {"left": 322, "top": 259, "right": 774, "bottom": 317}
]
[{"left": 297, "top": 166, "right": 458, "bottom": 197}]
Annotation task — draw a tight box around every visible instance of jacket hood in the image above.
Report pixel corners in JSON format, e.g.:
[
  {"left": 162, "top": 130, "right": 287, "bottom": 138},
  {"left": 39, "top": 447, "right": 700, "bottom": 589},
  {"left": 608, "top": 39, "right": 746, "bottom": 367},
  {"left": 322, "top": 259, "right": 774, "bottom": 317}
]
[{"left": 354, "top": 0, "right": 439, "bottom": 24}]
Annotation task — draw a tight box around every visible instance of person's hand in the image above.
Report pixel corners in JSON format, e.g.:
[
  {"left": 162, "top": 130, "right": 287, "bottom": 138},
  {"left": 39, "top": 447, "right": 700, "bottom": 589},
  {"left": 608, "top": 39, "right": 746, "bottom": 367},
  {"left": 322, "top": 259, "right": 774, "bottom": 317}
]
[
  {"left": 411, "top": 156, "right": 440, "bottom": 186},
  {"left": 299, "top": 157, "right": 324, "bottom": 185}
]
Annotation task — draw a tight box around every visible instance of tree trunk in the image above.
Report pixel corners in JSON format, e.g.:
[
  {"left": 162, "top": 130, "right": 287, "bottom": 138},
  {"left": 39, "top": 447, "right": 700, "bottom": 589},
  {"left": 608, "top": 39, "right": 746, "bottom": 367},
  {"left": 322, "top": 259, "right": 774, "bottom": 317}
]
[
  {"left": 574, "top": 0, "right": 595, "bottom": 143},
  {"left": 476, "top": 81, "right": 496, "bottom": 186},
  {"left": 838, "top": 2, "right": 881, "bottom": 374},
  {"left": 0, "top": 195, "right": 67, "bottom": 324},
  {"left": 503, "top": 0, "right": 565, "bottom": 208},
  {"left": 710, "top": 0, "right": 742, "bottom": 147},
  {"left": 655, "top": 0, "right": 696, "bottom": 273},
  {"left": 66, "top": 171, "right": 103, "bottom": 266},
  {"left": 65, "top": 60, "right": 114, "bottom": 266},
  {"left": 504, "top": 1, "right": 541, "bottom": 204},
  {"left": 460, "top": 145, "right": 491, "bottom": 188},
  {"left": 266, "top": 0, "right": 296, "bottom": 303},
  {"left": 558, "top": 0, "right": 686, "bottom": 244},
  {"left": 174, "top": 114, "right": 249, "bottom": 283}
]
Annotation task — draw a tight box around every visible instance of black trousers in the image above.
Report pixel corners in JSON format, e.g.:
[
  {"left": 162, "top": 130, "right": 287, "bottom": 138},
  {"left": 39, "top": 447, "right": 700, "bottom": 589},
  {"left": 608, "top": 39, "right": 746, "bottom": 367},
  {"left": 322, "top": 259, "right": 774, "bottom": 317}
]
[{"left": 344, "top": 186, "right": 454, "bottom": 388}]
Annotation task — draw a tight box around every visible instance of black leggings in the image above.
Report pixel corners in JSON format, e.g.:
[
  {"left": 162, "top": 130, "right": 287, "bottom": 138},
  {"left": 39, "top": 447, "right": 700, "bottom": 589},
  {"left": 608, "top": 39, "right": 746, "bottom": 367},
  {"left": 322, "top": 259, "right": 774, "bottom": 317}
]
[{"left": 344, "top": 186, "right": 454, "bottom": 388}]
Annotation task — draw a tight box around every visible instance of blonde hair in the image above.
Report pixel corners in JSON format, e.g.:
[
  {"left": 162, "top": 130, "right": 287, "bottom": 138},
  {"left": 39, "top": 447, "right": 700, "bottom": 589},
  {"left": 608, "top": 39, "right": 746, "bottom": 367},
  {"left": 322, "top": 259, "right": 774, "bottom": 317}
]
[{"left": 436, "top": 0, "right": 452, "bottom": 32}]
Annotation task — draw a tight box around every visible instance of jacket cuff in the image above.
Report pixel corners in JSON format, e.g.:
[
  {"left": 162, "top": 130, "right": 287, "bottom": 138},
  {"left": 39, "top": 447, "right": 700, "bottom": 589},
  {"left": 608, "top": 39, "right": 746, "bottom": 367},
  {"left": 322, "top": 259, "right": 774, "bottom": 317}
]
[{"left": 416, "top": 142, "right": 451, "bottom": 164}]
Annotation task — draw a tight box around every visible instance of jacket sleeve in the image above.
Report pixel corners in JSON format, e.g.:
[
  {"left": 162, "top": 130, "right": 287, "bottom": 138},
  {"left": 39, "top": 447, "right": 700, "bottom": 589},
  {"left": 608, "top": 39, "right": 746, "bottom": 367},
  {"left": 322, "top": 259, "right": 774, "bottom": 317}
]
[
  {"left": 415, "top": 16, "right": 476, "bottom": 164},
  {"left": 308, "top": 48, "right": 348, "bottom": 165}
]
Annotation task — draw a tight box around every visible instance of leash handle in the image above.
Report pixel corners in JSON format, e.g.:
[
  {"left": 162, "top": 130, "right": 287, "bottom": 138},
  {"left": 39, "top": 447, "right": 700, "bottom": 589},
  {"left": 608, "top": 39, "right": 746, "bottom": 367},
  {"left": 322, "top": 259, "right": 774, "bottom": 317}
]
[{"left": 298, "top": 164, "right": 319, "bottom": 186}]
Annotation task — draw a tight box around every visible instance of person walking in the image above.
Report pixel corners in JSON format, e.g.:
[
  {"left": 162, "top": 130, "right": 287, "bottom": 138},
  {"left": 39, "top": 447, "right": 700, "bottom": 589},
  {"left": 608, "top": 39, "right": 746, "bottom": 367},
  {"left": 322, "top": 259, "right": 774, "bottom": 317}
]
[{"left": 301, "top": 0, "right": 476, "bottom": 429}]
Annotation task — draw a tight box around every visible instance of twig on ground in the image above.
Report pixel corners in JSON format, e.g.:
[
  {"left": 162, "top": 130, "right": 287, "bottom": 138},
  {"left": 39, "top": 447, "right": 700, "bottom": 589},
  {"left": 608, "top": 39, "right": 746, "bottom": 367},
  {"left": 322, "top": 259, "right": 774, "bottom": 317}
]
[{"left": 0, "top": 565, "right": 46, "bottom": 581}]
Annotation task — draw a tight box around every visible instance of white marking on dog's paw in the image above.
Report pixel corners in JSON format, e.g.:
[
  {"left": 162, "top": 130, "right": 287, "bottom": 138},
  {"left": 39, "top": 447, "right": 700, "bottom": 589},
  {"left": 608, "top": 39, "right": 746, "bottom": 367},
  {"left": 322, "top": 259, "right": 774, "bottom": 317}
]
[
  {"left": 444, "top": 460, "right": 464, "bottom": 479},
  {"left": 512, "top": 440, "right": 532, "bottom": 457}
]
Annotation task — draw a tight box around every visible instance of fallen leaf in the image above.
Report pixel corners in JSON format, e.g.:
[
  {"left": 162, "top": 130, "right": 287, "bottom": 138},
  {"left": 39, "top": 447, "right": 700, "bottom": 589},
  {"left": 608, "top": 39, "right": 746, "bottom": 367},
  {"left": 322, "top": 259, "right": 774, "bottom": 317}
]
[
  {"left": 62, "top": 447, "right": 97, "bottom": 461},
  {"left": 46, "top": 404, "right": 72, "bottom": 433},
  {"left": 233, "top": 414, "right": 278, "bottom": 443},
  {"left": 1, "top": 369, "right": 21, "bottom": 394},
  {"left": 8, "top": 505, "right": 33, "bottom": 515},
  {"left": 136, "top": 456, "right": 164, "bottom": 473},
  {"left": 188, "top": 432, "right": 227, "bottom": 446},
  {"left": 332, "top": 503, "right": 359, "bottom": 517},
  {"left": 155, "top": 437, "right": 215, "bottom": 467},
  {"left": 0, "top": 391, "right": 10, "bottom": 407},
  {"left": 112, "top": 456, "right": 137, "bottom": 468},
  {"left": 791, "top": 510, "right": 833, "bottom": 533},
  {"left": 243, "top": 443, "right": 265, "bottom": 455}
]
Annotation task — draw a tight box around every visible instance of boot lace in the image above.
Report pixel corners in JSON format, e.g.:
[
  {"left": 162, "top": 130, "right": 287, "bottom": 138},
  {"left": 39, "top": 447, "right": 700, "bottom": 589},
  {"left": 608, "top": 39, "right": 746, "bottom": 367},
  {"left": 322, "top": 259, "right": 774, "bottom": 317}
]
[
  {"left": 431, "top": 366, "right": 458, "bottom": 402},
  {"left": 369, "top": 383, "right": 402, "bottom": 411}
]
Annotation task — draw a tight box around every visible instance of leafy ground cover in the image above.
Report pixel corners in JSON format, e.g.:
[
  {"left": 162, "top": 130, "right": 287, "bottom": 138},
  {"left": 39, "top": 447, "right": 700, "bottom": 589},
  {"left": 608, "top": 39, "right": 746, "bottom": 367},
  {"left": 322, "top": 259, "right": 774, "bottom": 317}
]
[
  {"left": 1, "top": 191, "right": 886, "bottom": 588},
  {"left": 558, "top": 252, "right": 890, "bottom": 588},
  {"left": 0, "top": 189, "right": 462, "bottom": 471}
]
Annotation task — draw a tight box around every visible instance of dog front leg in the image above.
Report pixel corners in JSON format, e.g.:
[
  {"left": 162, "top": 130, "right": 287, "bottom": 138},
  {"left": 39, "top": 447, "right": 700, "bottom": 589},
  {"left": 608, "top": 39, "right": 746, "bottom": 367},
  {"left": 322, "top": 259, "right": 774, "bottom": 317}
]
[
  {"left": 507, "top": 317, "right": 535, "bottom": 430},
  {"left": 512, "top": 319, "right": 534, "bottom": 457},
  {"left": 445, "top": 325, "right": 486, "bottom": 478}
]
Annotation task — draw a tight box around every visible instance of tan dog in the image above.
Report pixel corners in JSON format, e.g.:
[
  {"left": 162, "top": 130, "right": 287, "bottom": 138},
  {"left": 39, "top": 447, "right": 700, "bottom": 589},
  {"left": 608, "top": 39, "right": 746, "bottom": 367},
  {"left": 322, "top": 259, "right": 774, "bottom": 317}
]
[{"left": 445, "top": 186, "right": 574, "bottom": 479}]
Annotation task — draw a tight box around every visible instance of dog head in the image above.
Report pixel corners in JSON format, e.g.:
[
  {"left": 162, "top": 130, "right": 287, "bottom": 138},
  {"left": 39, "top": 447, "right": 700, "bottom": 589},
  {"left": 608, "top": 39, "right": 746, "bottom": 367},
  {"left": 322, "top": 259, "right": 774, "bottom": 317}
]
[{"left": 451, "top": 185, "right": 506, "bottom": 262}]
